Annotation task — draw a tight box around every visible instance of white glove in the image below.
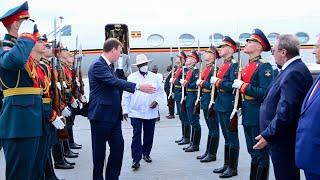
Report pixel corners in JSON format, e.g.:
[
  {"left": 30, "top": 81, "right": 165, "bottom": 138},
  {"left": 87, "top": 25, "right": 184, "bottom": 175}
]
[
  {"left": 56, "top": 82, "right": 61, "bottom": 91},
  {"left": 62, "top": 81, "right": 67, "bottom": 88},
  {"left": 51, "top": 116, "right": 65, "bottom": 129},
  {"left": 80, "top": 95, "right": 87, "bottom": 103},
  {"left": 71, "top": 99, "right": 78, "bottom": 108},
  {"left": 76, "top": 80, "right": 81, "bottom": 87},
  {"left": 62, "top": 106, "right": 71, "bottom": 117},
  {"left": 179, "top": 79, "right": 185, "bottom": 85},
  {"left": 169, "top": 78, "right": 174, "bottom": 83},
  {"left": 210, "top": 77, "right": 219, "bottom": 84},
  {"left": 18, "top": 19, "right": 35, "bottom": 35},
  {"left": 196, "top": 79, "right": 202, "bottom": 86},
  {"left": 232, "top": 79, "right": 244, "bottom": 89}
]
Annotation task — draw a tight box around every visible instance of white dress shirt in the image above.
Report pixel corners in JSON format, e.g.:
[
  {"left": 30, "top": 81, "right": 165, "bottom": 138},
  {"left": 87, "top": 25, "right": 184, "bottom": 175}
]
[
  {"left": 117, "top": 56, "right": 123, "bottom": 69},
  {"left": 281, "top": 56, "right": 300, "bottom": 71},
  {"left": 122, "top": 71, "right": 164, "bottom": 120},
  {"left": 101, "top": 54, "right": 112, "bottom": 66}
]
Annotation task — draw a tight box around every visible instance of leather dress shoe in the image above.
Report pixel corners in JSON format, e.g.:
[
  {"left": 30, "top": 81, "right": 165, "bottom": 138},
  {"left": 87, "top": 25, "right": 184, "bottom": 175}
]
[
  {"left": 143, "top": 155, "right": 152, "bottom": 163},
  {"left": 54, "top": 162, "right": 74, "bottom": 169},
  {"left": 166, "top": 115, "right": 175, "bottom": 119},
  {"left": 64, "top": 151, "right": 79, "bottom": 158},
  {"left": 64, "top": 158, "right": 75, "bottom": 165},
  {"left": 69, "top": 142, "right": 82, "bottom": 149},
  {"left": 131, "top": 162, "right": 140, "bottom": 170}
]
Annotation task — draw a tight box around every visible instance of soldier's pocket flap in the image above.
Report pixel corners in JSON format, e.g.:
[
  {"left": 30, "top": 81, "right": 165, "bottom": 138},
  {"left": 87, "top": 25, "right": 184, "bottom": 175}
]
[{"left": 11, "top": 95, "right": 35, "bottom": 107}]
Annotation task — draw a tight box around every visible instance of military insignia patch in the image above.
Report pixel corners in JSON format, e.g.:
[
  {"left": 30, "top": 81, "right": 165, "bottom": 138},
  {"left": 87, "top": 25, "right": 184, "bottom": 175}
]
[{"left": 265, "top": 70, "right": 271, "bottom": 77}]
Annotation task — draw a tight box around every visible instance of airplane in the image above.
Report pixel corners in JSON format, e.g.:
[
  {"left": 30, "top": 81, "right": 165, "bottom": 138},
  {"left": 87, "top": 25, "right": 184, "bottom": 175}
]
[{"left": 48, "top": 16, "right": 319, "bottom": 79}]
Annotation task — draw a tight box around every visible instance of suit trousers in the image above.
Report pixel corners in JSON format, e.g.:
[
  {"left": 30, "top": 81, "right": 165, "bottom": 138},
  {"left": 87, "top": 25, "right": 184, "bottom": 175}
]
[
  {"left": 270, "top": 145, "right": 300, "bottom": 180},
  {"left": 131, "top": 118, "right": 156, "bottom": 162},
  {"left": 216, "top": 111, "right": 239, "bottom": 148},
  {"left": 90, "top": 120, "right": 124, "bottom": 180},
  {"left": 304, "top": 171, "right": 320, "bottom": 180},
  {"left": 2, "top": 137, "right": 40, "bottom": 180}
]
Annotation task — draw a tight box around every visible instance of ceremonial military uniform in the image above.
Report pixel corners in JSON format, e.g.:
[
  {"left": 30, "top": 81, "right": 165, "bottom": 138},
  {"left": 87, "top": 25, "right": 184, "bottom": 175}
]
[
  {"left": 0, "top": 2, "right": 44, "bottom": 179},
  {"left": 196, "top": 46, "right": 220, "bottom": 162},
  {"left": 183, "top": 50, "right": 201, "bottom": 152},
  {"left": 238, "top": 29, "right": 273, "bottom": 179},
  {"left": 173, "top": 51, "right": 190, "bottom": 145},
  {"left": 213, "top": 36, "right": 240, "bottom": 178}
]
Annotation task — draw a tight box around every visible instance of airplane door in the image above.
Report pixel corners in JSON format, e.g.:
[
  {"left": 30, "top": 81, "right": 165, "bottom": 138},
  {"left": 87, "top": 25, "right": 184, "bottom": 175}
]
[{"left": 105, "top": 24, "right": 129, "bottom": 54}]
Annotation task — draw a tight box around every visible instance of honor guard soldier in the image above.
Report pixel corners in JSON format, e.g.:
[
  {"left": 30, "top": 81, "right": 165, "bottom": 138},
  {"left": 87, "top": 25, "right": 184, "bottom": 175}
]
[
  {"left": 232, "top": 29, "right": 274, "bottom": 179},
  {"left": 171, "top": 51, "right": 190, "bottom": 145},
  {"left": 180, "top": 50, "right": 201, "bottom": 152},
  {"left": 195, "top": 46, "right": 220, "bottom": 162},
  {"left": 0, "top": 1, "right": 45, "bottom": 179},
  {"left": 211, "top": 36, "right": 240, "bottom": 178}
]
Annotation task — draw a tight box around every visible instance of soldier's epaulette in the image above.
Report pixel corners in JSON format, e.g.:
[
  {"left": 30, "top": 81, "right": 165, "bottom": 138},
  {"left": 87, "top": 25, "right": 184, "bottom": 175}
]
[
  {"left": 258, "top": 59, "right": 267, "bottom": 64},
  {"left": 2, "top": 40, "right": 15, "bottom": 48}
]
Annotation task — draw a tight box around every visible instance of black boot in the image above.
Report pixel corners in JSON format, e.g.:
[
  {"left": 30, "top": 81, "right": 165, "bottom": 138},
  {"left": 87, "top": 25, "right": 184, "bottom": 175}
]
[
  {"left": 256, "top": 166, "right": 269, "bottom": 180},
  {"left": 178, "top": 124, "right": 190, "bottom": 145},
  {"left": 44, "top": 154, "right": 60, "bottom": 180},
  {"left": 200, "top": 137, "right": 219, "bottom": 162},
  {"left": 67, "top": 126, "right": 82, "bottom": 149},
  {"left": 185, "top": 128, "right": 200, "bottom": 152},
  {"left": 196, "top": 135, "right": 209, "bottom": 159},
  {"left": 175, "top": 124, "right": 184, "bottom": 143},
  {"left": 213, "top": 145, "right": 229, "bottom": 173},
  {"left": 250, "top": 163, "right": 258, "bottom": 180},
  {"left": 64, "top": 157, "right": 76, "bottom": 165},
  {"left": 183, "top": 127, "right": 194, "bottom": 150},
  {"left": 63, "top": 140, "right": 79, "bottom": 158},
  {"left": 220, "top": 148, "right": 239, "bottom": 178}
]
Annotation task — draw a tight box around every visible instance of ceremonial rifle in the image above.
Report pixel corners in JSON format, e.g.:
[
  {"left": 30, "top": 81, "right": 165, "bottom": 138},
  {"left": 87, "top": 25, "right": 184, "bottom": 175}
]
[
  {"left": 208, "top": 47, "right": 218, "bottom": 118},
  {"left": 168, "top": 46, "right": 174, "bottom": 99},
  {"left": 78, "top": 45, "right": 85, "bottom": 96},
  {"left": 180, "top": 46, "right": 186, "bottom": 112},
  {"left": 229, "top": 42, "right": 242, "bottom": 132},
  {"left": 71, "top": 35, "right": 80, "bottom": 100},
  {"left": 194, "top": 40, "right": 202, "bottom": 114}
]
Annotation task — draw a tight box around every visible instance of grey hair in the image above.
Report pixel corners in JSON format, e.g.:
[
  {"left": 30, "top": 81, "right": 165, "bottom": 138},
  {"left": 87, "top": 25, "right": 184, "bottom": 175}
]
[{"left": 277, "top": 34, "right": 300, "bottom": 58}]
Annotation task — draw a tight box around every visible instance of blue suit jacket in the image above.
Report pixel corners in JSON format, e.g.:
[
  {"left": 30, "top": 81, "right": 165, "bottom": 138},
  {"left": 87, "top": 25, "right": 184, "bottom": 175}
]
[
  {"left": 296, "top": 75, "right": 320, "bottom": 174},
  {"left": 88, "top": 56, "right": 136, "bottom": 123},
  {"left": 259, "top": 59, "right": 313, "bottom": 151}
]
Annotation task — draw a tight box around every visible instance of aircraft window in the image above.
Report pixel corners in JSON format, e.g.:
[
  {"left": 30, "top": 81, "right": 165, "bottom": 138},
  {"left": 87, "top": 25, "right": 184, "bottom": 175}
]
[
  {"left": 267, "top": 32, "right": 280, "bottom": 45},
  {"left": 179, "top": 33, "right": 195, "bottom": 46},
  {"left": 239, "top": 33, "right": 251, "bottom": 44},
  {"left": 295, "top": 32, "right": 309, "bottom": 44},
  {"left": 209, "top": 33, "right": 224, "bottom": 45},
  {"left": 147, "top": 34, "right": 164, "bottom": 47}
]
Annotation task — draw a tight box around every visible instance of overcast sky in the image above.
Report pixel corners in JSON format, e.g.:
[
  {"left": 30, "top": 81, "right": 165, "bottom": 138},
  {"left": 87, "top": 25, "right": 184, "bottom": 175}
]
[{"left": 0, "top": 0, "right": 319, "bottom": 49}]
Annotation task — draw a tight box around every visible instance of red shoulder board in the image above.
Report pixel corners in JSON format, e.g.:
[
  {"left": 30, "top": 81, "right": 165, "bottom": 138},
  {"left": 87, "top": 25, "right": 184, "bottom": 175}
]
[
  {"left": 185, "top": 69, "right": 193, "bottom": 82},
  {"left": 242, "top": 62, "right": 259, "bottom": 83},
  {"left": 202, "top": 65, "right": 211, "bottom": 81},
  {"left": 217, "top": 62, "right": 231, "bottom": 79},
  {"left": 173, "top": 67, "right": 183, "bottom": 83}
]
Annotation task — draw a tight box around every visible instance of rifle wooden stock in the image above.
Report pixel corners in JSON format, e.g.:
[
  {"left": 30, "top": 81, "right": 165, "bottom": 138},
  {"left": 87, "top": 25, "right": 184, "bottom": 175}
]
[
  {"left": 229, "top": 43, "right": 242, "bottom": 132},
  {"left": 79, "top": 57, "right": 85, "bottom": 95}
]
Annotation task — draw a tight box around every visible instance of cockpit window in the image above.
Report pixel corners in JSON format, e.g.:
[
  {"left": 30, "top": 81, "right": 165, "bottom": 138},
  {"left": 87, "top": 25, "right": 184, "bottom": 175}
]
[
  {"left": 147, "top": 34, "right": 164, "bottom": 47},
  {"left": 179, "top": 33, "right": 195, "bottom": 46},
  {"left": 295, "top": 32, "right": 309, "bottom": 44},
  {"left": 267, "top": 32, "right": 280, "bottom": 45},
  {"left": 239, "top": 33, "right": 251, "bottom": 45}
]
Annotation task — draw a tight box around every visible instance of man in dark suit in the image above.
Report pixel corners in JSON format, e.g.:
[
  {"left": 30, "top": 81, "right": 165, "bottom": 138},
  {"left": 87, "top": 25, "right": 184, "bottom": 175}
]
[
  {"left": 296, "top": 36, "right": 320, "bottom": 180},
  {"left": 88, "top": 38, "right": 155, "bottom": 180},
  {"left": 254, "top": 34, "right": 313, "bottom": 180}
]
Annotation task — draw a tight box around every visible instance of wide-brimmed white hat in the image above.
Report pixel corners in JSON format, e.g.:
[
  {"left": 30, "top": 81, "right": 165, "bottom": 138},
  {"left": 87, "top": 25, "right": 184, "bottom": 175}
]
[{"left": 132, "top": 54, "right": 152, "bottom": 66}]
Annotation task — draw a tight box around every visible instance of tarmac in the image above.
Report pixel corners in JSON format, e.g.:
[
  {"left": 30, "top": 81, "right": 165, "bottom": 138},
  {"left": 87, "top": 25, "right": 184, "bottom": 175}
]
[{"left": 0, "top": 80, "right": 306, "bottom": 180}]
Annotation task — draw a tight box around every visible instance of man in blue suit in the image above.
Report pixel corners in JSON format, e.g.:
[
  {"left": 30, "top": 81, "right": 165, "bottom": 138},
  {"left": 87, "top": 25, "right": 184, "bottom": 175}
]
[
  {"left": 88, "top": 38, "right": 155, "bottom": 180},
  {"left": 296, "top": 36, "right": 320, "bottom": 180},
  {"left": 254, "top": 34, "right": 313, "bottom": 180}
]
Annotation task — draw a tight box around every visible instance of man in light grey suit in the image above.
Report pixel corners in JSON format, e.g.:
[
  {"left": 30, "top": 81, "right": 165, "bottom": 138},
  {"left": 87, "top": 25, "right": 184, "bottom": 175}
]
[{"left": 114, "top": 53, "right": 132, "bottom": 80}]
